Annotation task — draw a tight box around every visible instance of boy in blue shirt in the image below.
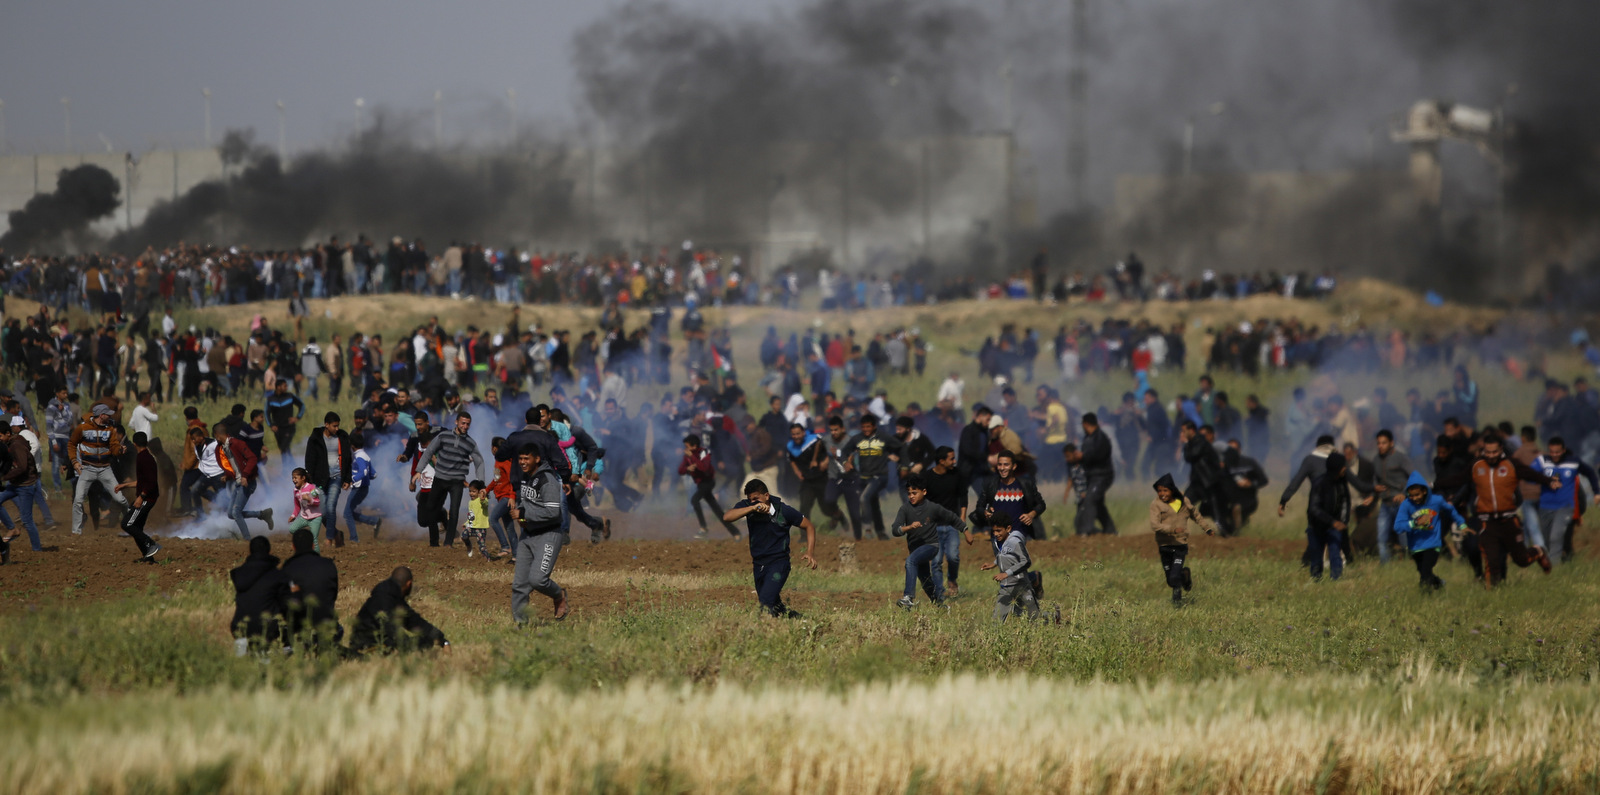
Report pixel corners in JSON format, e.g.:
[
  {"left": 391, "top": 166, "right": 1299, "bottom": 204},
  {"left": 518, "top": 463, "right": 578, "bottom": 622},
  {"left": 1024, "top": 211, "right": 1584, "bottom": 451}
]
[
  {"left": 1392, "top": 472, "right": 1465, "bottom": 589},
  {"left": 724, "top": 479, "right": 818, "bottom": 618}
]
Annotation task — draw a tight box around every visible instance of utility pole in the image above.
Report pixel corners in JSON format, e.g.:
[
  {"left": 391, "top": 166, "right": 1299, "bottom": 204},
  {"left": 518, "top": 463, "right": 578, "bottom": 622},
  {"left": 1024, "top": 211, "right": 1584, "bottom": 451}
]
[
  {"left": 61, "top": 97, "right": 71, "bottom": 151},
  {"left": 202, "top": 88, "right": 212, "bottom": 146},
  {"left": 433, "top": 90, "right": 443, "bottom": 147},
  {"left": 276, "top": 100, "right": 287, "bottom": 162},
  {"left": 1066, "top": 0, "right": 1089, "bottom": 208}
]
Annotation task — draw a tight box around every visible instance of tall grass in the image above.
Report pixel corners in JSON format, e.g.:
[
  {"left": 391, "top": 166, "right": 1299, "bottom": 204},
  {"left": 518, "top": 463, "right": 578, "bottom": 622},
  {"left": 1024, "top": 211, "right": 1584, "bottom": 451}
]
[{"left": 5, "top": 666, "right": 1600, "bottom": 794}]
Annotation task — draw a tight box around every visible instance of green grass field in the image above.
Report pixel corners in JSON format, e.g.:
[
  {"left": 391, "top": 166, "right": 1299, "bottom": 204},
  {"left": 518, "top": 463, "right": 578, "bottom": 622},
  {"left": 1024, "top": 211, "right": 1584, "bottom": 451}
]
[{"left": 7, "top": 286, "right": 1599, "bottom": 793}]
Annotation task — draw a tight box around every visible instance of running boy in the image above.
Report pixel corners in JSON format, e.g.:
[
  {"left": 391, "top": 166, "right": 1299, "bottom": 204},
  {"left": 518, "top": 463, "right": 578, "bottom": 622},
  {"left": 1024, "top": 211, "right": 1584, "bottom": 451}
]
[
  {"left": 116, "top": 431, "right": 162, "bottom": 561},
  {"left": 680, "top": 434, "right": 739, "bottom": 538},
  {"left": 343, "top": 433, "right": 383, "bottom": 540},
  {"left": 1149, "top": 473, "right": 1216, "bottom": 606},
  {"left": 890, "top": 473, "right": 968, "bottom": 609},
  {"left": 1392, "top": 471, "right": 1466, "bottom": 589},
  {"left": 722, "top": 478, "right": 818, "bottom": 618},
  {"left": 980, "top": 512, "right": 1039, "bottom": 622}
]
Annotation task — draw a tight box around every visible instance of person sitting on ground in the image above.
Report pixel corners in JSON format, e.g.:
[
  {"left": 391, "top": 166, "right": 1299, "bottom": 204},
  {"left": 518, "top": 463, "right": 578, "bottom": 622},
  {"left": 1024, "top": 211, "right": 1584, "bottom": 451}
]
[
  {"left": 230, "top": 535, "right": 285, "bottom": 650},
  {"left": 349, "top": 566, "right": 450, "bottom": 654},
  {"left": 280, "top": 527, "right": 341, "bottom": 650}
]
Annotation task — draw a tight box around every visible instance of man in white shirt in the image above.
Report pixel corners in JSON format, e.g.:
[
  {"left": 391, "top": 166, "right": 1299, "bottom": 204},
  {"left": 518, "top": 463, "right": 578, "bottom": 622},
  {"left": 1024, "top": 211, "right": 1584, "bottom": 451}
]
[
  {"left": 128, "top": 392, "right": 159, "bottom": 441},
  {"left": 161, "top": 309, "right": 177, "bottom": 338},
  {"left": 936, "top": 372, "right": 965, "bottom": 411}
]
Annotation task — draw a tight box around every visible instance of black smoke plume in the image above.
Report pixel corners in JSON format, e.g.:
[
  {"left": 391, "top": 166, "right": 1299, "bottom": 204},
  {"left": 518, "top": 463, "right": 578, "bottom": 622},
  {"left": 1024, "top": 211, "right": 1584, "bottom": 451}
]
[
  {"left": 0, "top": 164, "right": 121, "bottom": 254},
  {"left": 572, "top": 0, "right": 991, "bottom": 249},
  {"left": 109, "top": 123, "right": 579, "bottom": 253}
]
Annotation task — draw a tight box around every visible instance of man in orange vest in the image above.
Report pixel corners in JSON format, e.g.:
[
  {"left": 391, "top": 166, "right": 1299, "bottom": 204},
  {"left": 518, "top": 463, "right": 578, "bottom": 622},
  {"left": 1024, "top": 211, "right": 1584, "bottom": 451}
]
[{"left": 1469, "top": 433, "right": 1556, "bottom": 587}]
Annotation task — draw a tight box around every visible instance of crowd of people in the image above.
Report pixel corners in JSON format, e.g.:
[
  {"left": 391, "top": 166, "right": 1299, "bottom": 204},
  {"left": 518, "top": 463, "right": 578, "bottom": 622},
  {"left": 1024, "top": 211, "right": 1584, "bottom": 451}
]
[
  {"left": 0, "top": 263, "right": 1585, "bottom": 651},
  {"left": 0, "top": 241, "right": 1338, "bottom": 320}
]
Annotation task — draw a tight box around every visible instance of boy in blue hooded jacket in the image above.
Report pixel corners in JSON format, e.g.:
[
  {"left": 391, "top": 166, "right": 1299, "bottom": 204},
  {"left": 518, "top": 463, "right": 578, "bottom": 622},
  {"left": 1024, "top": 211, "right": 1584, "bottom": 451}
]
[{"left": 1392, "top": 471, "right": 1465, "bottom": 589}]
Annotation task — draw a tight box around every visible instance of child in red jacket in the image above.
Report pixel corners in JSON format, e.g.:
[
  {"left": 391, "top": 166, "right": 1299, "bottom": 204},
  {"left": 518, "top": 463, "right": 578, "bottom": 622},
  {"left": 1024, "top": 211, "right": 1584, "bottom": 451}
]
[{"left": 680, "top": 435, "right": 740, "bottom": 539}]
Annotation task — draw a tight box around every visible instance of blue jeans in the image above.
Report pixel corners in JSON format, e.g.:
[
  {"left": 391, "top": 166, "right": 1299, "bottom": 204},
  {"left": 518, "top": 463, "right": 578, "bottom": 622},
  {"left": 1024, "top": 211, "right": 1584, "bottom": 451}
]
[
  {"left": 228, "top": 479, "right": 266, "bottom": 540},
  {"left": 304, "top": 374, "right": 319, "bottom": 401},
  {"left": 1306, "top": 525, "right": 1345, "bottom": 580},
  {"left": 343, "top": 487, "right": 380, "bottom": 541},
  {"left": 7, "top": 480, "right": 54, "bottom": 526},
  {"left": 858, "top": 474, "right": 889, "bottom": 537},
  {"left": 753, "top": 557, "right": 792, "bottom": 616},
  {"left": 489, "top": 496, "right": 515, "bottom": 551},
  {"left": 320, "top": 480, "right": 342, "bottom": 539},
  {"left": 1520, "top": 502, "right": 1546, "bottom": 549},
  {"left": 1377, "top": 499, "right": 1398, "bottom": 563},
  {"left": 49, "top": 437, "right": 69, "bottom": 490},
  {"left": 447, "top": 270, "right": 463, "bottom": 295},
  {"left": 935, "top": 524, "right": 962, "bottom": 585},
  {"left": 903, "top": 543, "right": 944, "bottom": 600},
  {"left": 0, "top": 482, "right": 41, "bottom": 551}
]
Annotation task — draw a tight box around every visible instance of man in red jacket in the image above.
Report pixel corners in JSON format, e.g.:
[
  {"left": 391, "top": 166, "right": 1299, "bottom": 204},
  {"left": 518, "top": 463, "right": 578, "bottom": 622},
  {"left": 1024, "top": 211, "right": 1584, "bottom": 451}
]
[{"left": 679, "top": 435, "right": 740, "bottom": 539}]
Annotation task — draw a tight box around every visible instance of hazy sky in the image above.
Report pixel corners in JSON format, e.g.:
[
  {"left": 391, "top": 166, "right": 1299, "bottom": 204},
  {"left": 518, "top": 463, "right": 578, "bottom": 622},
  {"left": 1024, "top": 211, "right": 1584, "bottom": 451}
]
[{"left": 0, "top": 0, "right": 774, "bottom": 154}]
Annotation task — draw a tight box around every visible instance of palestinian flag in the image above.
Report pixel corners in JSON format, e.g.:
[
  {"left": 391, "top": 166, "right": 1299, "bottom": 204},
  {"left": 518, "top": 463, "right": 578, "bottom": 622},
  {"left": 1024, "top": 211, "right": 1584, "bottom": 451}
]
[{"left": 712, "top": 347, "right": 733, "bottom": 376}]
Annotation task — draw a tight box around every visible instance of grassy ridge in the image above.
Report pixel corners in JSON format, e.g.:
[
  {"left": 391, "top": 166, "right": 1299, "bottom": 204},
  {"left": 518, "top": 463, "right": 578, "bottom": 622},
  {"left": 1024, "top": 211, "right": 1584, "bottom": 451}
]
[{"left": 5, "top": 670, "right": 1600, "bottom": 793}]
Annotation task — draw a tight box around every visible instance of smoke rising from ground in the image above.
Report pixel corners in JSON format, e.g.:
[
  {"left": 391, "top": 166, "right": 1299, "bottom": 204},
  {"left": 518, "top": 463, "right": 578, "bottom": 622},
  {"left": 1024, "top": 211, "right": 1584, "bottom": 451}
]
[
  {"left": 9, "top": 0, "right": 1589, "bottom": 294},
  {"left": 0, "top": 165, "right": 120, "bottom": 254}
]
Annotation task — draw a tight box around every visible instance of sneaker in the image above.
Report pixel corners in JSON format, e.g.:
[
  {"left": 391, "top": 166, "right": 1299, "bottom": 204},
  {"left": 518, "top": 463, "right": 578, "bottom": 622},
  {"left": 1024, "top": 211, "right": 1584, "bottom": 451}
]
[
  {"left": 260, "top": 508, "right": 275, "bottom": 532},
  {"left": 1171, "top": 587, "right": 1184, "bottom": 607},
  {"left": 334, "top": 530, "right": 346, "bottom": 548},
  {"left": 602, "top": 517, "right": 612, "bottom": 541},
  {"left": 693, "top": 529, "right": 709, "bottom": 539},
  {"left": 143, "top": 543, "right": 162, "bottom": 560},
  {"left": 467, "top": 549, "right": 475, "bottom": 558},
  {"left": 896, "top": 595, "right": 916, "bottom": 610},
  {"left": 1181, "top": 567, "right": 1193, "bottom": 592},
  {"left": 1534, "top": 548, "right": 1552, "bottom": 573},
  {"left": 372, "top": 518, "right": 383, "bottom": 539}
]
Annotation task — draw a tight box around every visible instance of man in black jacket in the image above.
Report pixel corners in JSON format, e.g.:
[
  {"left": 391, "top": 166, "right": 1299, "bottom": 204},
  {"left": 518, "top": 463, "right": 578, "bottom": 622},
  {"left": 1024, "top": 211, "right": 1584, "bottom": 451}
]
[
  {"left": 349, "top": 566, "right": 449, "bottom": 654},
  {"left": 280, "top": 528, "right": 341, "bottom": 650},
  {"left": 958, "top": 404, "right": 994, "bottom": 493},
  {"left": 302, "top": 412, "right": 352, "bottom": 547},
  {"left": 1180, "top": 421, "right": 1234, "bottom": 536},
  {"left": 975, "top": 450, "right": 1048, "bottom": 539},
  {"left": 1076, "top": 413, "right": 1117, "bottom": 536},
  {"left": 1305, "top": 453, "right": 1351, "bottom": 580},
  {"left": 229, "top": 535, "right": 284, "bottom": 650}
]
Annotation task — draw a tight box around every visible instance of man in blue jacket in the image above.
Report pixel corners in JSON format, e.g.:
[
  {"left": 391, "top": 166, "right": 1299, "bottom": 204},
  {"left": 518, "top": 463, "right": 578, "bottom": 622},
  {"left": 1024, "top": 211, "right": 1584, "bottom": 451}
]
[
  {"left": 1392, "top": 472, "right": 1466, "bottom": 589},
  {"left": 1533, "top": 436, "right": 1600, "bottom": 565}
]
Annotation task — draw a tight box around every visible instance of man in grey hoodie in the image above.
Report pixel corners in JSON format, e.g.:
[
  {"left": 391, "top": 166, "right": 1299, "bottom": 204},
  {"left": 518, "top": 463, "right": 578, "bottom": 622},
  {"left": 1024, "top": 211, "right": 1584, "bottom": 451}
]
[
  {"left": 510, "top": 445, "right": 568, "bottom": 623},
  {"left": 981, "top": 512, "right": 1039, "bottom": 622}
]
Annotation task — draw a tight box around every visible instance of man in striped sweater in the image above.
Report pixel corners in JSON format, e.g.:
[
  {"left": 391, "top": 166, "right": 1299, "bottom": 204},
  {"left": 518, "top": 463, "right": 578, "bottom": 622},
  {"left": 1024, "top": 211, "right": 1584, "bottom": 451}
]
[{"left": 417, "top": 411, "right": 485, "bottom": 547}]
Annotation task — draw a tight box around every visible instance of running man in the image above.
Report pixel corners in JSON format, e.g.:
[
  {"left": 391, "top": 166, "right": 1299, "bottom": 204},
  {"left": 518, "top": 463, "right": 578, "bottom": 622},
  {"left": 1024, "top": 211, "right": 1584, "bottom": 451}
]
[{"left": 723, "top": 478, "right": 817, "bottom": 618}]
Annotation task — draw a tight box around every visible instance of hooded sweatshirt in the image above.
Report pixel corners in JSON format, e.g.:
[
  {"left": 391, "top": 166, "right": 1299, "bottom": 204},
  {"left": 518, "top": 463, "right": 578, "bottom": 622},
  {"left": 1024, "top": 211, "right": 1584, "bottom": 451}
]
[
  {"left": 1390, "top": 471, "right": 1466, "bottom": 553},
  {"left": 1148, "top": 473, "right": 1216, "bottom": 546}
]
